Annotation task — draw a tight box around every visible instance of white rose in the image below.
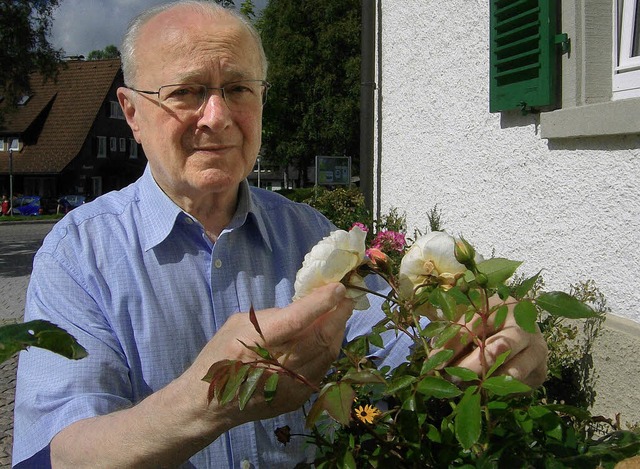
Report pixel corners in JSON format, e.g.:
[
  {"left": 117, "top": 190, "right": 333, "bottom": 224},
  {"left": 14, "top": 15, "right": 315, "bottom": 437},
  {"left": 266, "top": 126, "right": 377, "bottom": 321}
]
[
  {"left": 399, "top": 231, "right": 479, "bottom": 299},
  {"left": 293, "top": 226, "right": 370, "bottom": 310}
]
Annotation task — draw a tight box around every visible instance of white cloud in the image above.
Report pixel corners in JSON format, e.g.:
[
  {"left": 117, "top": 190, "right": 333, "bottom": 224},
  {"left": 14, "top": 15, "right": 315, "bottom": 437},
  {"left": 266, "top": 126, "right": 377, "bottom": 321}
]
[{"left": 50, "top": 0, "right": 267, "bottom": 58}]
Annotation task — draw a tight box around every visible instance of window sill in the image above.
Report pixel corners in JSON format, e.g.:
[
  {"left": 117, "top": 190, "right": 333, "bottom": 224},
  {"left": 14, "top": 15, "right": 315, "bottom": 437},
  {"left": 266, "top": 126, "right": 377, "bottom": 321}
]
[{"left": 540, "top": 97, "right": 640, "bottom": 138}]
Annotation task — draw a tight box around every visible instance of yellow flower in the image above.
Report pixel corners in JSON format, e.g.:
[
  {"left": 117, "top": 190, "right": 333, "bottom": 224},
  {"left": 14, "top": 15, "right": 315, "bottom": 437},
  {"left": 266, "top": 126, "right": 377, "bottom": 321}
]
[{"left": 354, "top": 404, "right": 381, "bottom": 424}]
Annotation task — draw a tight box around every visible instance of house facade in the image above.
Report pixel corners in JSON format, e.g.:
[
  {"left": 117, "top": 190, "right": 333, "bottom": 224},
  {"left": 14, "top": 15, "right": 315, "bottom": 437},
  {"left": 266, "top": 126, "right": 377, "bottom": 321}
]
[
  {"left": 372, "top": 1, "right": 640, "bottom": 421},
  {"left": 0, "top": 59, "right": 146, "bottom": 200}
]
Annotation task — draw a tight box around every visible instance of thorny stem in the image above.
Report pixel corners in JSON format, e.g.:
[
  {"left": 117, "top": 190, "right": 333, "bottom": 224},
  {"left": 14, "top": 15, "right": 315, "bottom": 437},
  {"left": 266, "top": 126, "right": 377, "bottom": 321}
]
[{"left": 344, "top": 282, "right": 399, "bottom": 305}]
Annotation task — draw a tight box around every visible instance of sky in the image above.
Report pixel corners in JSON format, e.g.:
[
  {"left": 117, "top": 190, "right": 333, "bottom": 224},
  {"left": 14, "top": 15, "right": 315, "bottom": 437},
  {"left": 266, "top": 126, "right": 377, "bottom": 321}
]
[{"left": 49, "top": 0, "right": 268, "bottom": 58}]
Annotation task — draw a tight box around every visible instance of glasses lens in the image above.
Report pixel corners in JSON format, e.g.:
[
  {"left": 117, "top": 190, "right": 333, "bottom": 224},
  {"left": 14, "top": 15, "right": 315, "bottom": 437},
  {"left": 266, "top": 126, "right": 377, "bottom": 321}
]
[
  {"left": 158, "top": 81, "right": 268, "bottom": 113},
  {"left": 158, "top": 84, "right": 206, "bottom": 111},
  {"left": 222, "top": 81, "right": 266, "bottom": 112}
]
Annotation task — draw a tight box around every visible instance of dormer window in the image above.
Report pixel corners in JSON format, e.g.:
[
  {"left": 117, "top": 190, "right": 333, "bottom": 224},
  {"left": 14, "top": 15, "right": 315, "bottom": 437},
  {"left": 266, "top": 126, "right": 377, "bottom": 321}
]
[{"left": 16, "top": 94, "right": 31, "bottom": 106}]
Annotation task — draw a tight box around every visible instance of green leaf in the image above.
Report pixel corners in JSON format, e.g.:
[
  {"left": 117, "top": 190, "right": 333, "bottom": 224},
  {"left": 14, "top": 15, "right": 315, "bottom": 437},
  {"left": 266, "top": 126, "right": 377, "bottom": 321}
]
[
  {"left": 416, "top": 376, "right": 462, "bottom": 399},
  {"left": 482, "top": 375, "right": 531, "bottom": 396},
  {"left": 385, "top": 375, "right": 417, "bottom": 395},
  {"left": 513, "top": 301, "right": 538, "bottom": 333},
  {"left": 220, "top": 364, "right": 250, "bottom": 405},
  {"left": 429, "top": 288, "right": 457, "bottom": 321},
  {"left": 493, "top": 305, "right": 508, "bottom": 330},
  {"left": 368, "top": 332, "right": 383, "bottom": 348},
  {"left": 432, "top": 323, "right": 462, "bottom": 349},
  {"left": 514, "top": 270, "right": 541, "bottom": 299},
  {"left": 236, "top": 339, "right": 272, "bottom": 360},
  {"left": 485, "top": 350, "right": 511, "bottom": 379},
  {"left": 421, "top": 349, "right": 454, "bottom": 374},
  {"left": 0, "top": 320, "right": 88, "bottom": 364},
  {"left": 477, "top": 258, "right": 522, "bottom": 288},
  {"left": 445, "top": 366, "right": 479, "bottom": 382},
  {"left": 238, "top": 367, "right": 265, "bottom": 410},
  {"left": 339, "top": 450, "right": 357, "bottom": 469},
  {"left": 536, "top": 291, "right": 597, "bottom": 319},
  {"left": 341, "top": 369, "right": 386, "bottom": 385},
  {"left": 455, "top": 387, "right": 481, "bottom": 450},
  {"left": 264, "top": 372, "right": 279, "bottom": 403},
  {"left": 307, "top": 382, "right": 355, "bottom": 427}
]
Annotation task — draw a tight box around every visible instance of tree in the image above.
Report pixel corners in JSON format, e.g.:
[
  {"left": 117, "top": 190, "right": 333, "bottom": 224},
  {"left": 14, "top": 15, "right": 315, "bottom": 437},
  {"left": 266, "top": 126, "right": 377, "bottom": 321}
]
[
  {"left": 87, "top": 44, "right": 121, "bottom": 61},
  {"left": 0, "top": 0, "right": 64, "bottom": 124},
  {"left": 258, "top": 0, "right": 361, "bottom": 186}
]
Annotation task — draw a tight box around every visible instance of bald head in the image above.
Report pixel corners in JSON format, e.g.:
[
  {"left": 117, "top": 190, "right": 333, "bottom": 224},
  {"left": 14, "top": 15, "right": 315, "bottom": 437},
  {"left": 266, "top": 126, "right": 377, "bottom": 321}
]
[{"left": 121, "top": 0, "right": 267, "bottom": 87}]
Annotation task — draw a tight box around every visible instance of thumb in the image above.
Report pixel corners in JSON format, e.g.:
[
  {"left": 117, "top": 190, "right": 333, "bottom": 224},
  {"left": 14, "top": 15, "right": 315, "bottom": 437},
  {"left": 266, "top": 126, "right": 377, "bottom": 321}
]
[{"left": 260, "top": 283, "right": 350, "bottom": 346}]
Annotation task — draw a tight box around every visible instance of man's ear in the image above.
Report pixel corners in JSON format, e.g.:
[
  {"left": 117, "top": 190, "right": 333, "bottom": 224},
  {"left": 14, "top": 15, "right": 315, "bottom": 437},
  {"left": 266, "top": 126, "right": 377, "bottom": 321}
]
[{"left": 117, "top": 87, "right": 142, "bottom": 143}]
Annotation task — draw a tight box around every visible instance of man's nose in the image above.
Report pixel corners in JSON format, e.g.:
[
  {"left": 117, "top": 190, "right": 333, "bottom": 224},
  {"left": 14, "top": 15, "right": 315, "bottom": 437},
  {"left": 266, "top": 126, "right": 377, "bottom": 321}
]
[{"left": 197, "top": 88, "right": 231, "bottom": 127}]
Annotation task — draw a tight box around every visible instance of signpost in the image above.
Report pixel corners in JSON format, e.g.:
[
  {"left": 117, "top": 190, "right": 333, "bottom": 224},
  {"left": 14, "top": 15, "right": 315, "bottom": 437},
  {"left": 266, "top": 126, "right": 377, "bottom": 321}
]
[{"left": 315, "top": 156, "right": 351, "bottom": 186}]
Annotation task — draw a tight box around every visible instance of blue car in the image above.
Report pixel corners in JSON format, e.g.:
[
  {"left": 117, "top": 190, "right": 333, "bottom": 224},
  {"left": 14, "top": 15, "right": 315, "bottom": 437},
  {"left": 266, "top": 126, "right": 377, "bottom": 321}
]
[
  {"left": 11, "top": 196, "right": 57, "bottom": 216},
  {"left": 57, "top": 195, "right": 86, "bottom": 213}
]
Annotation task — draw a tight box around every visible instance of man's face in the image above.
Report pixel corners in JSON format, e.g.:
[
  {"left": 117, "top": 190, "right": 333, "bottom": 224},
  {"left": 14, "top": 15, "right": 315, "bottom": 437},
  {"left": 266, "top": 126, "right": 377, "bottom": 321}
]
[{"left": 119, "top": 8, "right": 264, "bottom": 205}]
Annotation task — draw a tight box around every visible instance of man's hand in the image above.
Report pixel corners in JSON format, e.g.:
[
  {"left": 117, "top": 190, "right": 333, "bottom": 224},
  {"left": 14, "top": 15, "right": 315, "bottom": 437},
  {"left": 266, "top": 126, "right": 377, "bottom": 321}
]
[
  {"left": 434, "top": 299, "right": 548, "bottom": 388},
  {"left": 184, "top": 282, "right": 355, "bottom": 423}
]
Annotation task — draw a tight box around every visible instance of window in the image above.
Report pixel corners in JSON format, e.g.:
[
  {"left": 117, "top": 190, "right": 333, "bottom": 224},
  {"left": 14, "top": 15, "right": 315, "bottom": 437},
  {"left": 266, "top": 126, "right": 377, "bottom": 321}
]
[
  {"left": 110, "top": 137, "right": 117, "bottom": 152},
  {"left": 129, "top": 139, "right": 138, "bottom": 159},
  {"left": 97, "top": 136, "right": 107, "bottom": 158},
  {"left": 109, "top": 101, "right": 125, "bottom": 119},
  {"left": 540, "top": 0, "right": 640, "bottom": 138},
  {"left": 614, "top": 0, "right": 640, "bottom": 98},
  {"left": 9, "top": 137, "right": 19, "bottom": 150},
  {"left": 0, "top": 138, "right": 4, "bottom": 151},
  {"left": 92, "top": 176, "right": 102, "bottom": 197},
  {"left": 119, "top": 138, "right": 126, "bottom": 152},
  {"left": 16, "top": 95, "right": 31, "bottom": 106}
]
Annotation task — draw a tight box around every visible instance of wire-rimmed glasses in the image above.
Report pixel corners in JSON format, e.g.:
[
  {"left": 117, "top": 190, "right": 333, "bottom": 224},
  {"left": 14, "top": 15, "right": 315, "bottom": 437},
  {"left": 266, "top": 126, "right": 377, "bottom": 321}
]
[{"left": 128, "top": 80, "right": 270, "bottom": 114}]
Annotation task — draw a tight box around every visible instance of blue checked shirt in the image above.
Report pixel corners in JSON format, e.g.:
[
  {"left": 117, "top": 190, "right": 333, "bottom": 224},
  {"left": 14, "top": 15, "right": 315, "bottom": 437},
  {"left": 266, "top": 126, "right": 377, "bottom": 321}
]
[{"left": 13, "top": 167, "right": 409, "bottom": 468}]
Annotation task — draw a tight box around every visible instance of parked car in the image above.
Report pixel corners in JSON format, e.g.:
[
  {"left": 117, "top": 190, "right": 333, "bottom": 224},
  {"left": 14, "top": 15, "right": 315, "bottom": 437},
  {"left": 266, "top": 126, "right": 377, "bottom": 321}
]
[
  {"left": 11, "top": 196, "right": 57, "bottom": 216},
  {"left": 57, "top": 195, "right": 86, "bottom": 213}
]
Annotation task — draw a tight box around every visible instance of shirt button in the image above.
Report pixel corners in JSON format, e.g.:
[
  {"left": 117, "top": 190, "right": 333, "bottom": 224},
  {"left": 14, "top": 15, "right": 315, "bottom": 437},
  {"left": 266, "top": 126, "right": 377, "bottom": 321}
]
[
  {"left": 214, "top": 259, "right": 222, "bottom": 268},
  {"left": 184, "top": 216, "right": 194, "bottom": 225}
]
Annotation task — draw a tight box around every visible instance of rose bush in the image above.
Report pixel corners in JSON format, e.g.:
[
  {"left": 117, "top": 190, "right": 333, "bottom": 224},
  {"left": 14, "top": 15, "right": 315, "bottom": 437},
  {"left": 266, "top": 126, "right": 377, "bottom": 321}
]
[{"left": 206, "top": 225, "right": 640, "bottom": 468}]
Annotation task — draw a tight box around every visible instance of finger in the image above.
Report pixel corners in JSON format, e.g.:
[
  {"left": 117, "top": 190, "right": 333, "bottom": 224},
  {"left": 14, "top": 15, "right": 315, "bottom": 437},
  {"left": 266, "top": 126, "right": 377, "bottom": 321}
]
[
  {"left": 493, "top": 330, "right": 548, "bottom": 386},
  {"left": 259, "top": 282, "right": 349, "bottom": 346}
]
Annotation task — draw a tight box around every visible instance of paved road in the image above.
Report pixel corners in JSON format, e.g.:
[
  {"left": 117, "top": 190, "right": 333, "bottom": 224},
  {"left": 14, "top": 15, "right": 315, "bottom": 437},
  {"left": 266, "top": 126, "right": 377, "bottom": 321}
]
[{"left": 0, "top": 221, "right": 57, "bottom": 468}]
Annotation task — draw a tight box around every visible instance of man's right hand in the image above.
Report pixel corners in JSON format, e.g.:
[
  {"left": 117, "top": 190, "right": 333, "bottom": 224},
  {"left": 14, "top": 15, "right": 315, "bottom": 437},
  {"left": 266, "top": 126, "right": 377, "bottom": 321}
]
[{"left": 184, "top": 282, "right": 355, "bottom": 424}]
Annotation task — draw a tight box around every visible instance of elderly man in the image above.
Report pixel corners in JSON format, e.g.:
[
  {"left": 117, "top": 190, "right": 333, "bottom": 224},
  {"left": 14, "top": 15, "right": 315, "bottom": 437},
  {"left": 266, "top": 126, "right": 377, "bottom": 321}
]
[{"left": 12, "top": 2, "right": 547, "bottom": 468}]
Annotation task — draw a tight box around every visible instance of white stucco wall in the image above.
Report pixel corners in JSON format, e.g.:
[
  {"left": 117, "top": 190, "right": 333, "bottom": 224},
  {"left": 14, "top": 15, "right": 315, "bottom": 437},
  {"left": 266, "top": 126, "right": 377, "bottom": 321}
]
[{"left": 374, "top": 1, "right": 640, "bottom": 325}]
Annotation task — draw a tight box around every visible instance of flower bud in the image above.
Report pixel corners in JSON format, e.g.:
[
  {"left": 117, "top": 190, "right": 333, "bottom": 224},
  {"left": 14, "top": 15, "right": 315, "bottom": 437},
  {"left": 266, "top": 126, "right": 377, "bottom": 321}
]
[
  {"left": 365, "top": 248, "right": 392, "bottom": 276},
  {"left": 454, "top": 237, "right": 476, "bottom": 268},
  {"left": 475, "top": 272, "right": 488, "bottom": 287}
]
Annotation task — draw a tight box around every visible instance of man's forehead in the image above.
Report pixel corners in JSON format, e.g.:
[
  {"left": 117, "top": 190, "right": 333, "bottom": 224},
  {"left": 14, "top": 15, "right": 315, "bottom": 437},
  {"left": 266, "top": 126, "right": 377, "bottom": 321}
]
[{"left": 135, "top": 9, "right": 261, "bottom": 81}]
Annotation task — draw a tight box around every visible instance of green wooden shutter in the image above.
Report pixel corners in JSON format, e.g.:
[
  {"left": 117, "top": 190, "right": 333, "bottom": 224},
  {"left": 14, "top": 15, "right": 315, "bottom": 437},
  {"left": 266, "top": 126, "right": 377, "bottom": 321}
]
[{"left": 489, "top": 0, "right": 565, "bottom": 113}]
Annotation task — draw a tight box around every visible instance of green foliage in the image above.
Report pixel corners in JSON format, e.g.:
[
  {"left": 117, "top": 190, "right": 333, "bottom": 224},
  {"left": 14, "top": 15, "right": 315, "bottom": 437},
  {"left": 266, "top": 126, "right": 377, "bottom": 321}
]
[
  {"left": 86, "top": 45, "right": 120, "bottom": 61},
  {"left": 205, "top": 206, "right": 640, "bottom": 467},
  {"left": 0, "top": 320, "right": 87, "bottom": 363},
  {"left": 258, "top": 0, "right": 361, "bottom": 186},
  {"left": 304, "top": 187, "right": 372, "bottom": 232},
  {"left": 0, "top": 0, "right": 64, "bottom": 125}
]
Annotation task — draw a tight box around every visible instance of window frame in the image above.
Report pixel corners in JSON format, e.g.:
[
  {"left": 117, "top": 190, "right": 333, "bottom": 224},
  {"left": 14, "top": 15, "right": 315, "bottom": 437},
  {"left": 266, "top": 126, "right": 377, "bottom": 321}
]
[
  {"left": 613, "top": 0, "right": 640, "bottom": 98},
  {"left": 129, "top": 138, "right": 138, "bottom": 159},
  {"left": 97, "top": 136, "right": 107, "bottom": 158}
]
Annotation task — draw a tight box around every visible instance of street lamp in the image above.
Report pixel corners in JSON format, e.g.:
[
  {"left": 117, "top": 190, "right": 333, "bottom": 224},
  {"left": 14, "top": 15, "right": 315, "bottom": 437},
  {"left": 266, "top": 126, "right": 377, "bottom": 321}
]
[
  {"left": 257, "top": 156, "right": 261, "bottom": 188},
  {"left": 8, "top": 148, "right": 13, "bottom": 215}
]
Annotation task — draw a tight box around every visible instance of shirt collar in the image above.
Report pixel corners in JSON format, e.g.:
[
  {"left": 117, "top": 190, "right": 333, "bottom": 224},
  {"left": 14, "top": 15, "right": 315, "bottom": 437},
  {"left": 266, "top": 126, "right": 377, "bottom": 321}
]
[{"left": 138, "top": 165, "right": 272, "bottom": 252}]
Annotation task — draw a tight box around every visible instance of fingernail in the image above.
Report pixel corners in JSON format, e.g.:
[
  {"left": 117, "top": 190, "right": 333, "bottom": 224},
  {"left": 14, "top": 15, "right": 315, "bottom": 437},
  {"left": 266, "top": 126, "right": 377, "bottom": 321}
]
[{"left": 334, "top": 283, "right": 347, "bottom": 298}]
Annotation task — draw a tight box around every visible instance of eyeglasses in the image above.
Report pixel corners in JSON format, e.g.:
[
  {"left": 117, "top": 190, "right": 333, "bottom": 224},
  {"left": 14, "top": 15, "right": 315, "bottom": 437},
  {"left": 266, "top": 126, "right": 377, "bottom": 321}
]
[{"left": 128, "top": 80, "right": 270, "bottom": 114}]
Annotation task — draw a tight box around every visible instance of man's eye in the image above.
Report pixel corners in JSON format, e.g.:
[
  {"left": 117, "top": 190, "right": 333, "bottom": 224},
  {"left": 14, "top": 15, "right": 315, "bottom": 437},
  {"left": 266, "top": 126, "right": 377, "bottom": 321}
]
[
  {"left": 170, "top": 87, "right": 199, "bottom": 97},
  {"left": 226, "top": 84, "right": 253, "bottom": 95}
]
